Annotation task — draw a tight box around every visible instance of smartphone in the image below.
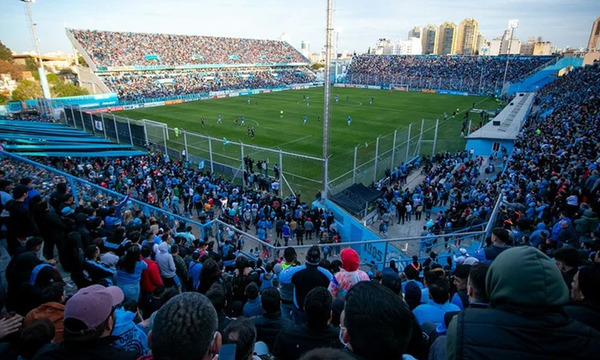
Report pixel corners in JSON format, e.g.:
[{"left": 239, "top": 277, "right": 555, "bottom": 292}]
[{"left": 218, "top": 344, "right": 236, "bottom": 360}]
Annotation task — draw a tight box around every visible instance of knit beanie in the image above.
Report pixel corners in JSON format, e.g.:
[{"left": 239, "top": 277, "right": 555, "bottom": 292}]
[{"left": 340, "top": 248, "right": 360, "bottom": 272}]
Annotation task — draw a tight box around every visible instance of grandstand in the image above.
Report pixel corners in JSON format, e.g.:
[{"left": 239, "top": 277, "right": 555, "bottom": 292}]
[
  {"left": 343, "top": 54, "right": 557, "bottom": 95},
  {"left": 66, "top": 29, "right": 317, "bottom": 101}
]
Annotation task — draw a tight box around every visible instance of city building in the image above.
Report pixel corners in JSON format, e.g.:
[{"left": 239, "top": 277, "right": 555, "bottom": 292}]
[
  {"left": 476, "top": 34, "right": 488, "bottom": 55},
  {"left": 456, "top": 18, "right": 479, "bottom": 55},
  {"left": 421, "top": 25, "right": 438, "bottom": 55},
  {"left": 520, "top": 37, "right": 553, "bottom": 56},
  {"left": 437, "top": 22, "right": 457, "bottom": 55},
  {"left": 587, "top": 17, "right": 600, "bottom": 51},
  {"left": 374, "top": 38, "right": 393, "bottom": 55},
  {"left": 408, "top": 26, "right": 422, "bottom": 40},
  {"left": 390, "top": 38, "right": 422, "bottom": 55},
  {"left": 489, "top": 30, "right": 521, "bottom": 56},
  {"left": 300, "top": 40, "right": 311, "bottom": 59}
]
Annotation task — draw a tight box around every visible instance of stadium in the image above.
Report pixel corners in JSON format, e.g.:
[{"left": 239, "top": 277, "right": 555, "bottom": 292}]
[{"left": 1, "top": 2, "right": 600, "bottom": 359}]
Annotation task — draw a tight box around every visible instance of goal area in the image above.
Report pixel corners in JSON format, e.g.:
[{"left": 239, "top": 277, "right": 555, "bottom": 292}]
[{"left": 389, "top": 84, "right": 409, "bottom": 92}]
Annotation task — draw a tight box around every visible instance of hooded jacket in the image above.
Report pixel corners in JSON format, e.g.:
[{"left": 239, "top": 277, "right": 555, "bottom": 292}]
[
  {"left": 25, "top": 302, "right": 65, "bottom": 343},
  {"left": 154, "top": 242, "right": 176, "bottom": 278},
  {"left": 446, "top": 246, "right": 600, "bottom": 360}
]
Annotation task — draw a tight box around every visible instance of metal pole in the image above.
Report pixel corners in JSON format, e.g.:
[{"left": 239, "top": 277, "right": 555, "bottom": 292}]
[
  {"left": 240, "top": 143, "right": 245, "bottom": 188},
  {"left": 142, "top": 120, "right": 149, "bottom": 147},
  {"left": 100, "top": 113, "right": 107, "bottom": 139},
  {"left": 127, "top": 118, "right": 133, "bottom": 145},
  {"left": 468, "top": 119, "right": 472, "bottom": 136},
  {"left": 23, "top": 0, "right": 51, "bottom": 99},
  {"left": 406, "top": 123, "right": 412, "bottom": 162},
  {"left": 353, "top": 145, "right": 358, "bottom": 184},
  {"left": 208, "top": 138, "right": 214, "bottom": 173},
  {"left": 81, "top": 112, "right": 87, "bottom": 132},
  {"left": 69, "top": 107, "right": 75, "bottom": 128},
  {"left": 113, "top": 115, "right": 120, "bottom": 143},
  {"left": 279, "top": 150, "right": 284, "bottom": 197},
  {"left": 322, "top": 0, "right": 334, "bottom": 199},
  {"left": 502, "top": 24, "right": 516, "bottom": 94},
  {"left": 374, "top": 136, "right": 380, "bottom": 182},
  {"left": 89, "top": 113, "right": 95, "bottom": 134},
  {"left": 432, "top": 119, "right": 439, "bottom": 155},
  {"left": 162, "top": 125, "right": 167, "bottom": 153},
  {"left": 391, "top": 129, "right": 397, "bottom": 168},
  {"left": 183, "top": 131, "right": 189, "bottom": 161}
]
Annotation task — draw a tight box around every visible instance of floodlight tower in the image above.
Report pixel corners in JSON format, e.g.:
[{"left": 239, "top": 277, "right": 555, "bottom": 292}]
[
  {"left": 21, "top": 0, "right": 51, "bottom": 99},
  {"left": 322, "top": 0, "right": 334, "bottom": 199},
  {"left": 501, "top": 19, "right": 518, "bottom": 96}
]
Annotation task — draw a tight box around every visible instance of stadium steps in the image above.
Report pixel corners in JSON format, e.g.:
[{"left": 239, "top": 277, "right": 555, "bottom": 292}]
[{"left": 508, "top": 57, "right": 584, "bottom": 95}]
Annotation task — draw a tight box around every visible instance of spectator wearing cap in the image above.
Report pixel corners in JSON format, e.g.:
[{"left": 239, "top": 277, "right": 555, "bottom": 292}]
[
  {"left": 142, "top": 292, "right": 222, "bottom": 360},
  {"left": 553, "top": 247, "right": 582, "bottom": 292},
  {"left": 279, "top": 246, "right": 332, "bottom": 324},
  {"left": 565, "top": 264, "right": 600, "bottom": 332},
  {"left": 328, "top": 248, "right": 369, "bottom": 299},
  {"left": 250, "top": 287, "right": 292, "bottom": 351},
  {"left": 446, "top": 247, "right": 600, "bottom": 360},
  {"left": 473, "top": 228, "right": 512, "bottom": 263},
  {"left": 273, "top": 287, "right": 340, "bottom": 360},
  {"left": 339, "top": 281, "right": 416, "bottom": 360},
  {"left": 34, "top": 285, "right": 137, "bottom": 360}
]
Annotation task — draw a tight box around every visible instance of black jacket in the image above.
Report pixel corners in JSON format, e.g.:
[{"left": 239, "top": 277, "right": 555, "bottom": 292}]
[
  {"left": 564, "top": 299, "right": 600, "bottom": 332},
  {"left": 33, "top": 336, "right": 138, "bottom": 360},
  {"left": 272, "top": 324, "right": 340, "bottom": 360},
  {"left": 250, "top": 311, "right": 293, "bottom": 351}
]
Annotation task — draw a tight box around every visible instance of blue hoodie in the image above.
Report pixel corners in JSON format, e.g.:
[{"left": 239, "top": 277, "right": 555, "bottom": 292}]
[{"left": 111, "top": 308, "right": 149, "bottom": 357}]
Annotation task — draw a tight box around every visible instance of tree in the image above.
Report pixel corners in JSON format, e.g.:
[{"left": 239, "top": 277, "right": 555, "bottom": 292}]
[
  {"left": 0, "top": 93, "right": 8, "bottom": 105},
  {"left": 25, "top": 57, "right": 38, "bottom": 72},
  {"left": 0, "top": 60, "right": 24, "bottom": 81},
  {"left": 0, "top": 41, "right": 12, "bottom": 62},
  {"left": 311, "top": 63, "right": 324, "bottom": 70},
  {"left": 51, "top": 82, "right": 89, "bottom": 98},
  {"left": 11, "top": 80, "right": 42, "bottom": 101}
]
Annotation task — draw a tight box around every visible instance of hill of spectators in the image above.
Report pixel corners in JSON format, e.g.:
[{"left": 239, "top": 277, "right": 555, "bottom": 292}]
[{"left": 344, "top": 55, "right": 555, "bottom": 94}]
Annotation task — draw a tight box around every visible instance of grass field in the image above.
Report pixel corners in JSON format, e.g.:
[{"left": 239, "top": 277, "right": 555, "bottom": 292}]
[{"left": 122, "top": 87, "right": 502, "bottom": 195}]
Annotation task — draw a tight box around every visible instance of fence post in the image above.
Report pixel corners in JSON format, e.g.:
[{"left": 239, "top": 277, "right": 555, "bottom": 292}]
[
  {"left": 373, "top": 136, "right": 380, "bottom": 183},
  {"left": 432, "top": 119, "right": 439, "bottom": 155},
  {"left": 69, "top": 107, "right": 75, "bottom": 127},
  {"left": 100, "top": 113, "right": 107, "bottom": 139},
  {"left": 391, "top": 129, "right": 397, "bottom": 169},
  {"left": 81, "top": 112, "right": 86, "bottom": 132},
  {"left": 468, "top": 119, "right": 472, "bottom": 136},
  {"left": 406, "top": 123, "right": 412, "bottom": 162},
  {"left": 113, "top": 114, "right": 120, "bottom": 143},
  {"left": 127, "top": 118, "right": 133, "bottom": 145},
  {"left": 142, "top": 120, "right": 148, "bottom": 147},
  {"left": 240, "top": 143, "right": 245, "bottom": 188},
  {"left": 88, "top": 113, "right": 94, "bottom": 133},
  {"left": 162, "top": 125, "right": 167, "bottom": 153},
  {"left": 353, "top": 145, "right": 358, "bottom": 184},
  {"left": 183, "top": 131, "right": 189, "bottom": 161},
  {"left": 279, "top": 149, "right": 284, "bottom": 198},
  {"left": 208, "top": 138, "right": 214, "bottom": 174}
]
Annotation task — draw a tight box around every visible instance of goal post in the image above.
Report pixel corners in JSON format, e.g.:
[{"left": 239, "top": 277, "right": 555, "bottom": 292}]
[{"left": 389, "top": 84, "right": 409, "bottom": 92}]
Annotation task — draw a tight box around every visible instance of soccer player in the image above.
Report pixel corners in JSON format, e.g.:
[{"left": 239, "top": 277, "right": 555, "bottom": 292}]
[
  {"left": 235, "top": 117, "right": 239, "bottom": 126},
  {"left": 280, "top": 110, "right": 284, "bottom": 118},
  {"left": 217, "top": 114, "right": 222, "bottom": 124},
  {"left": 303, "top": 115, "right": 307, "bottom": 125},
  {"left": 347, "top": 116, "right": 352, "bottom": 126},
  {"left": 241, "top": 116, "right": 245, "bottom": 126},
  {"left": 370, "top": 97, "right": 374, "bottom": 105},
  {"left": 247, "top": 96, "right": 251, "bottom": 104},
  {"left": 201, "top": 117, "right": 205, "bottom": 127},
  {"left": 335, "top": 94, "right": 339, "bottom": 103}
]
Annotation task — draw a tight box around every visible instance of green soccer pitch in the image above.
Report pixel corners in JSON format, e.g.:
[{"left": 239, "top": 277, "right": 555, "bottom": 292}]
[{"left": 121, "top": 87, "right": 502, "bottom": 194}]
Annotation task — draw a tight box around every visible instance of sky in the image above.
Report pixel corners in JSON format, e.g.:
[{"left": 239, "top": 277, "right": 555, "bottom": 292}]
[{"left": 0, "top": 0, "right": 598, "bottom": 55}]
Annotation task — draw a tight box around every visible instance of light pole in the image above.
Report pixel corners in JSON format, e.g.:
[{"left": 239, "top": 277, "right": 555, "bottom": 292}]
[
  {"left": 322, "top": 0, "right": 334, "bottom": 199},
  {"left": 21, "top": 0, "right": 51, "bottom": 99},
  {"left": 501, "top": 19, "right": 518, "bottom": 96}
]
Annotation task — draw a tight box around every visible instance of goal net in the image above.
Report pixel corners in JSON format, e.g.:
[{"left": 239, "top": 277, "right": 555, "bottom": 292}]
[{"left": 389, "top": 84, "right": 409, "bottom": 92}]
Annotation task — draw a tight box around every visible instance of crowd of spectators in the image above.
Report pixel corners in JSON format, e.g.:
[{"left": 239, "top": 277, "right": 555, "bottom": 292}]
[
  {"left": 101, "top": 68, "right": 316, "bottom": 102},
  {"left": 0, "top": 62, "right": 600, "bottom": 360},
  {"left": 344, "top": 55, "right": 555, "bottom": 94},
  {"left": 71, "top": 30, "right": 309, "bottom": 67}
]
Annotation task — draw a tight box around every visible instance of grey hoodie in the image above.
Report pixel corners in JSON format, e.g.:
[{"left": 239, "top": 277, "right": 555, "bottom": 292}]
[{"left": 155, "top": 242, "right": 176, "bottom": 278}]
